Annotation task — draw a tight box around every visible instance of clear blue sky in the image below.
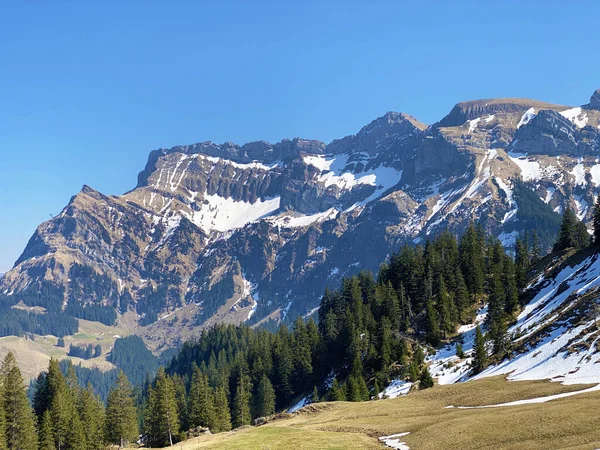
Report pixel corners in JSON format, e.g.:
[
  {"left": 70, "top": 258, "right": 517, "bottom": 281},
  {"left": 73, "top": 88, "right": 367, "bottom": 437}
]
[{"left": 1, "top": 1, "right": 599, "bottom": 272}]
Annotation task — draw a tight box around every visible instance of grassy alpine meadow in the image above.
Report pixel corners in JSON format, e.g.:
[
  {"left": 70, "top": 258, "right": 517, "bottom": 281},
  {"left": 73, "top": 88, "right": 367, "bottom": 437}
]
[{"left": 137, "top": 376, "right": 600, "bottom": 450}]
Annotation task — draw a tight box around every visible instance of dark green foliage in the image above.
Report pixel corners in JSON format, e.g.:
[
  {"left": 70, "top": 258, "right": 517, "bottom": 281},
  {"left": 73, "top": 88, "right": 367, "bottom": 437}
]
[
  {"left": 554, "top": 208, "right": 588, "bottom": 252},
  {"left": 419, "top": 367, "right": 434, "bottom": 389},
  {"left": 105, "top": 371, "right": 138, "bottom": 448},
  {"left": 513, "top": 179, "right": 561, "bottom": 251},
  {"left": 456, "top": 343, "right": 465, "bottom": 359},
  {"left": 253, "top": 375, "right": 276, "bottom": 418},
  {"left": 472, "top": 325, "right": 487, "bottom": 374},
  {"left": 107, "top": 335, "right": 158, "bottom": 386},
  {"left": 144, "top": 368, "right": 180, "bottom": 447},
  {"left": 594, "top": 195, "right": 600, "bottom": 246},
  {"left": 0, "top": 302, "right": 78, "bottom": 338},
  {"left": 1, "top": 353, "right": 37, "bottom": 450}
]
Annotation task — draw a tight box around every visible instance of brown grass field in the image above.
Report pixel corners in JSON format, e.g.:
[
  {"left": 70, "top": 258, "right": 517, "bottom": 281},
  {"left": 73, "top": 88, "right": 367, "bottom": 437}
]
[{"left": 137, "top": 376, "right": 600, "bottom": 450}]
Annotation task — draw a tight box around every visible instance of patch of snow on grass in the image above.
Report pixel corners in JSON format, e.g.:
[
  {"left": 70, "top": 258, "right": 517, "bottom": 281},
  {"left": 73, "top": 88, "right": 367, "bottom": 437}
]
[
  {"left": 287, "top": 396, "right": 310, "bottom": 413},
  {"left": 452, "top": 384, "right": 600, "bottom": 409},
  {"left": 379, "top": 432, "right": 410, "bottom": 450},
  {"left": 573, "top": 195, "right": 588, "bottom": 220},
  {"left": 378, "top": 380, "right": 412, "bottom": 399},
  {"left": 544, "top": 187, "right": 556, "bottom": 204}
]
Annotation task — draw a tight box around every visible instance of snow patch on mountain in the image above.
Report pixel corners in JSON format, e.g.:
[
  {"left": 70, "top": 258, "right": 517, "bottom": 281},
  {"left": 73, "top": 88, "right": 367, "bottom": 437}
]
[
  {"left": 184, "top": 194, "right": 280, "bottom": 233},
  {"left": 517, "top": 107, "right": 536, "bottom": 128},
  {"left": 560, "top": 107, "right": 589, "bottom": 128},
  {"left": 507, "top": 152, "right": 541, "bottom": 181}
]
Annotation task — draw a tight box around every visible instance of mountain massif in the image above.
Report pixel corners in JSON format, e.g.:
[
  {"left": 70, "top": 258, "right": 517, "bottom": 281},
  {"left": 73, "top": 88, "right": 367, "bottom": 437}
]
[{"left": 2, "top": 89, "right": 600, "bottom": 352}]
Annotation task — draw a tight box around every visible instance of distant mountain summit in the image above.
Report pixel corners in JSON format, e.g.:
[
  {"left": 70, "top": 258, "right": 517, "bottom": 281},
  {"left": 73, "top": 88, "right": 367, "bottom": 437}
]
[{"left": 2, "top": 88, "right": 600, "bottom": 352}]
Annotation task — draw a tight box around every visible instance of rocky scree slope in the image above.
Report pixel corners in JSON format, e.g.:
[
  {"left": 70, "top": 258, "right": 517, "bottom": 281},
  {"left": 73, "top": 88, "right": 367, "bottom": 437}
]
[{"left": 3, "top": 89, "right": 600, "bottom": 350}]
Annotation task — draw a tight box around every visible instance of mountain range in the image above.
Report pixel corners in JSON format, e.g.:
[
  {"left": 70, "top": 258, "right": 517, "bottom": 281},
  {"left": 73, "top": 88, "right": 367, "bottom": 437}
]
[{"left": 2, "top": 88, "right": 600, "bottom": 353}]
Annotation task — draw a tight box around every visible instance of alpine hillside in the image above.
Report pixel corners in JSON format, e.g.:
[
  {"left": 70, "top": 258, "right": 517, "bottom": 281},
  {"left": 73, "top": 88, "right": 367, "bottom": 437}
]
[{"left": 2, "top": 88, "right": 600, "bottom": 352}]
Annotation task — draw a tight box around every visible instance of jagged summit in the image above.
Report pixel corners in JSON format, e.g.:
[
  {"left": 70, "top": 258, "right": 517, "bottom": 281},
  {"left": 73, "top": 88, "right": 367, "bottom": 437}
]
[
  {"left": 435, "top": 97, "right": 568, "bottom": 128},
  {"left": 588, "top": 89, "right": 600, "bottom": 109}
]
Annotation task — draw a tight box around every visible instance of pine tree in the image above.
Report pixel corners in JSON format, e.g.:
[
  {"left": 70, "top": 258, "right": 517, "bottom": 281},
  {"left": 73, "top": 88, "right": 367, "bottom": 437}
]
[
  {"left": 232, "top": 378, "right": 251, "bottom": 428},
  {"left": 425, "top": 298, "right": 441, "bottom": 346},
  {"left": 0, "top": 353, "right": 37, "bottom": 450},
  {"left": 456, "top": 343, "right": 465, "bottom": 359},
  {"left": 554, "top": 208, "right": 578, "bottom": 251},
  {"left": 65, "top": 412, "right": 85, "bottom": 450},
  {"left": 212, "top": 386, "right": 231, "bottom": 433},
  {"left": 575, "top": 219, "right": 591, "bottom": 248},
  {"left": 594, "top": 195, "right": 600, "bottom": 246},
  {"left": 47, "top": 359, "right": 76, "bottom": 450},
  {"left": 188, "top": 364, "right": 215, "bottom": 429},
  {"left": 419, "top": 367, "right": 434, "bottom": 389},
  {"left": 312, "top": 385, "right": 319, "bottom": 404},
  {"left": 253, "top": 375, "right": 275, "bottom": 418},
  {"left": 105, "top": 371, "right": 138, "bottom": 449},
  {"left": 330, "top": 378, "right": 346, "bottom": 401},
  {"left": 38, "top": 410, "right": 55, "bottom": 450},
  {"left": 144, "top": 368, "right": 179, "bottom": 447},
  {"left": 78, "top": 384, "right": 105, "bottom": 450},
  {"left": 530, "top": 231, "right": 541, "bottom": 263},
  {"left": 472, "top": 325, "right": 487, "bottom": 374}
]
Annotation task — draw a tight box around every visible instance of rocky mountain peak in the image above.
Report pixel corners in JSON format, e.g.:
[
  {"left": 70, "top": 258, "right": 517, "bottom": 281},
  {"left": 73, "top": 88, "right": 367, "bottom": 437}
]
[
  {"left": 589, "top": 89, "right": 600, "bottom": 109},
  {"left": 435, "top": 98, "right": 567, "bottom": 128}
]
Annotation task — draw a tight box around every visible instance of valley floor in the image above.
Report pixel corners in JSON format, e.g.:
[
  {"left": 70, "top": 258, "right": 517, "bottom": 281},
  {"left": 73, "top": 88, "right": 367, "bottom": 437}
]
[{"left": 136, "top": 376, "right": 600, "bottom": 450}]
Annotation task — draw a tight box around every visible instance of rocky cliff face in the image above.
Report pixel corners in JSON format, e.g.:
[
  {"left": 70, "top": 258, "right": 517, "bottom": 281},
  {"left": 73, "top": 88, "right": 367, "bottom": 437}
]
[{"left": 3, "top": 89, "right": 600, "bottom": 351}]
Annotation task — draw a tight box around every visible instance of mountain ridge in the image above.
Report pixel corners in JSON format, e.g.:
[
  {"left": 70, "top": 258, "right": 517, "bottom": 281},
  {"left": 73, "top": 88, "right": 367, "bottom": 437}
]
[{"left": 2, "top": 88, "right": 600, "bottom": 352}]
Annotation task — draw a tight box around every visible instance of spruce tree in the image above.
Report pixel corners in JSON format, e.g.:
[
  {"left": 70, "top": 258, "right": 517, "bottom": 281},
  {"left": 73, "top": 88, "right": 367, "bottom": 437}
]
[
  {"left": 105, "top": 371, "right": 138, "bottom": 449},
  {"left": 188, "top": 364, "right": 215, "bottom": 429},
  {"left": 312, "top": 385, "right": 319, "bottom": 404},
  {"left": 554, "top": 208, "right": 578, "bottom": 251},
  {"left": 594, "top": 195, "right": 600, "bottom": 246},
  {"left": 330, "top": 378, "right": 346, "bottom": 401},
  {"left": 47, "top": 359, "right": 76, "bottom": 450},
  {"left": 65, "top": 412, "right": 85, "bottom": 450},
  {"left": 144, "top": 368, "right": 179, "bottom": 447},
  {"left": 38, "top": 410, "right": 55, "bottom": 450},
  {"left": 419, "top": 367, "right": 434, "bottom": 389},
  {"left": 425, "top": 298, "right": 441, "bottom": 346},
  {"left": 232, "top": 378, "right": 251, "bottom": 428},
  {"left": 472, "top": 325, "right": 487, "bottom": 374},
  {"left": 78, "top": 384, "right": 105, "bottom": 450},
  {"left": 253, "top": 375, "right": 275, "bottom": 418},
  {"left": 212, "top": 386, "right": 231, "bottom": 433},
  {"left": 0, "top": 353, "right": 37, "bottom": 450}
]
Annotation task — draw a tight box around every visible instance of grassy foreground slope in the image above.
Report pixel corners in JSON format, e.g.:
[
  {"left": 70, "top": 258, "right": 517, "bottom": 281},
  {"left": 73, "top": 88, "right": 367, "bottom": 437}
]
[{"left": 138, "top": 377, "right": 600, "bottom": 450}]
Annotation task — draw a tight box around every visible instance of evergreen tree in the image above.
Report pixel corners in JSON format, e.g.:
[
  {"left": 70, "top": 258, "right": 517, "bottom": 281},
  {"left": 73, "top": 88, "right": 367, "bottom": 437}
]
[
  {"left": 78, "top": 384, "right": 105, "bottom": 450},
  {"left": 105, "top": 371, "right": 138, "bottom": 449},
  {"left": 232, "top": 378, "right": 251, "bottom": 428},
  {"left": 38, "top": 410, "right": 55, "bottom": 450},
  {"left": 188, "top": 364, "right": 215, "bottom": 429},
  {"left": 0, "top": 353, "right": 37, "bottom": 450},
  {"left": 212, "top": 386, "right": 231, "bottom": 433},
  {"left": 312, "top": 385, "right": 319, "bottom": 403},
  {"left": 144, "top": 368, "right": 179, "bottom": 447},
  {"left": 472, "top": 325, "right": 487, "bottom": 374},
  {"left": 253, "top": 375, "right": 275, "bottom": 418},
  {"left": 47, "top": 359, "right": 76, "bottom": 450},
  {"left": 330, "top": 378, "right": 346, "bottom": 402},
  {"left": 65, "top": 412, "right": 85, "bottom": 450},
  {"left": 594, "top": 195, "right": 600, "bottom": 246},
  {"left": 530, "top": 231, "right": 541, "bottom": 263},
  {"left": 554, "top": 208, "right": 578, "bottom": 251},
  {"left": 419, "top": 367, "right": 434, "bottom": 389},
  {"left": 425, "top": 298, "right": 441, "bottom": 346},
  {"left": 456, "top": 343, "right": 465, "bottom": 359}
]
